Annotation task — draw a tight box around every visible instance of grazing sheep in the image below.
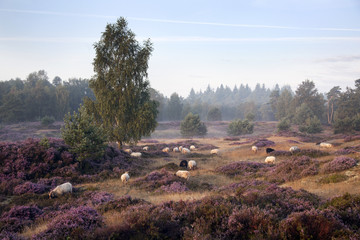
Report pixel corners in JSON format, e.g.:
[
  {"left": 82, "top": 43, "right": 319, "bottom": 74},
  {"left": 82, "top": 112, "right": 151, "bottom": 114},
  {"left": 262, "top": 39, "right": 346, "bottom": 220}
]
[
  {"left": 265, "top": 156, "right": 276, "bottom": 164},
  {"left": 179, "top": 146, "right": 183, "bottom": 152},
  {"left": 173, "top": 147, "right": 180, "bottom": 152},
  {"left": 317, "top": 142, "right": 333, "bottom": 148},
  {"left": 162, "top": 147, "right": 170, "bottom": 153},
  {"left": 121, "top": 172, "right": 130, "bottom": 184},
  {"left": 266, "top": 148, "right": 275, "bottom": 154},
  {"left": 289, "top": 146, "right": 299, "bottom": 153},
  {"left": 182, "top": 148, "right": 191, "bottom": 154},
  {"left": 188, "top": 160, "right": 197, "bottom": 170},
  {"left": 251, "top": 145, "right": 258, "bottom": 153},
  {"left": 130, "top": 152, "right": 142, "bottom": 157},
  {"left": 180, "top": 160, "right": 188, "bottom": 168},
  {"left": 143, "top": 146, "right": 149, "bottom": 151},
  {"left": 190, "top": 145, "right": 196, "bottom": 151},
  {"left": 49, "top": 182, "right": 72, "bottom": 199},
  {"left": 124, "top": 149, "right": 132, "bottom": 154},
  {"left": 210, "top": 149, "right": 219, "bottom": 154},
  {"left": 175, "top": 170, "right": 190, "bottom": 180}
]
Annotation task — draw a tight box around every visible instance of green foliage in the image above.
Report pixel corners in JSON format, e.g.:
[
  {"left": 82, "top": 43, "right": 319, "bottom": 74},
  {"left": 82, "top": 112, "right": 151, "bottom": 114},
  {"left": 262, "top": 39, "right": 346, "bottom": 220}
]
[
  {"left": 245, "top": 112, "right": 255, "bottom": 121},
  {"left": 319, "top": 173, "right": 348, "bottom": 184},
  {"left": 39, "top": 137, "right": 50, "bottom": 149},
  {"left": 277, "top": 118, "right": 291, "bottom": 132},
  {"left": 333, "top": 113, "right": 360, "bottom": 133},
  {"left": 294, "top": 103, "right": 314, "bottom": 125},
  {"left": 87, "top": 17, "right": 158, "bottom": 147},
  {"left": 61, "top": 106, "right": 107, "bottom": 162},
  {"left": 167, "top": 93, "right": 183, "bottom": 120},
  {"left": 207, "top": 107, "right": 222, "bottom": 121},
  {"left": 299, "top": 116, "right": 323, "bottom": 134},
  {"left": 41, "top": 115, "right": 55, "bottom": 126},
  {"left": 180, "top": 113, "right": 207, "bottom": 137},
  {"left": 227, "top": 119, "right": 254, "bottom": 136}
]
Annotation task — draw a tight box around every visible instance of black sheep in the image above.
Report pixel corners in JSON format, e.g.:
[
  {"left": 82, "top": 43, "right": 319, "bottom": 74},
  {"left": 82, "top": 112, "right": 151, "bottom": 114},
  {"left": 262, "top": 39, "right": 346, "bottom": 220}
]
[
  {"left": 179, "top": 160, "right": 188, "bottom": 168},
  {"left": 266, "top": 148, "right": 275, "bottom": 154}
]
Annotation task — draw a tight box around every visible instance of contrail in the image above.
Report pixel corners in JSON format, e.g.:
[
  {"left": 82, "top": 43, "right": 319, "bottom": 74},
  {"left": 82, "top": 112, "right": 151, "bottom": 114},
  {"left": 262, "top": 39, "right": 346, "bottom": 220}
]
[{"left": 1, "top": 8, "right": 360, "bottom": 32}]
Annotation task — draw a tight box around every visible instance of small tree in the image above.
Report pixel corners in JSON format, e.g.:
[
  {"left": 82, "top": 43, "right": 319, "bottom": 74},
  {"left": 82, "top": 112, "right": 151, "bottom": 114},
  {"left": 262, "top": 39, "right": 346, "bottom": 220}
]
[
  {"left": 207, "top": 107, "right": 222, "bottom": 121},
  {"left": 299, "top": 116, "right": 323, "bottom": 134},
  {"left": 227, "top": 119, "right": 254, "bottom": 136},
  {"left": 61, "top": 106, "right": 108, "bottom": 163},
  {"left": 180, "top": 113, "right": 207, "bottom": 137},
  {"left": 277, "top": 118, "right": 291, "bottom": 132}
]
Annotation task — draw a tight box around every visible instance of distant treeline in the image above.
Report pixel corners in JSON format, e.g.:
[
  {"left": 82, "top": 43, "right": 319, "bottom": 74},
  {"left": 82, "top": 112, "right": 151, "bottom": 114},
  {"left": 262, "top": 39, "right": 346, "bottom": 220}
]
[{"left": 1, "top": 70, "right": 360, "bottom": 133}]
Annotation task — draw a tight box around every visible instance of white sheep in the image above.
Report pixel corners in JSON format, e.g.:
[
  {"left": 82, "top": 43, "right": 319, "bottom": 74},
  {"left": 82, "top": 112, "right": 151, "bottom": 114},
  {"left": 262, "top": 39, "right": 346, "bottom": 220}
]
[
  {"left": 182, "top": 147, "right": 191, "bottom": 154},
  {"left": 175, "top": 170, "right": 190, "bottom": 180},
  {"left": 121, "top": 172, "right": 130, "bottom": 184},
  {"left": 188, "top": 160, "right": 197, "bottom": 170},
  {"left": 143, "top": 146, "right": 149, "bottom": 151},
  {"left": 251, "top": 145, "right": 258, "bottom": 153},
  {"left": 49, "top": 182, "right": 73, "bottom": 199},
  {"left": 162, "top": 147, "right": 170, "bottom": 153},
  {"left": 179, "top": 146, "right": 183, "bottom": 152},
  {"left": 289, "top": 146, "right": 299, "bottom": 153},
  {"left": 130, "top": 152, "right": 142, "bottom": 157},
  {"left": 190, "top": 145, "right": 196, "bottom": 151},
  {"left": 173, "top": 147, "right": 179, "bottom": 152},
  {"left": 124, "top": 149, "right": 132, "bottom": 154},
  {"left": 265, "top": 156, "right": 276, "bottom": 164},
  {"left": 210, "top": 149, "right": 219, "bottom": 154},
  {"left": 319, "top": 142, "right": 333, "bottom": 148}
]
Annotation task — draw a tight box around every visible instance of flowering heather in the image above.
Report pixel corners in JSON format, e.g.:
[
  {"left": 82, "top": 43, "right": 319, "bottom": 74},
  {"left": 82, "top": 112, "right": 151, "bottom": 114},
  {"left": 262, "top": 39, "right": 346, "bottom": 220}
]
[
  {"left": 266, "top": 156, "right": 319, "bottom": 183},
  {"left": 0, "top": 205, "right": 43, "bottom": 233},
  {"left": 159, "top": 181, "right": 189, "bottom": 193},
  {"left": 322, "top": 156, "right": 357, "bottom": 173},
  {"left": 216, "top": 161, "right": 270, "bottom": 178},
  {"left": 133, "top": 168, "right": 186, "bottom": 191},
  {"left": 279, "top": 208, "right": 346, "bottom": 239},
  {"left": 344, "top": 135, "right": 360, "bottom": 142},
  {"left": 89, "top": 191, "right": 114, "bottom": 207},
  {"left": 335, "top": 148, "right": 356, "bottom": 155},
  {"left": 223, "top": 137, "right": 240, "bottom": 141},
  {"left": 33, "top": 206, "right": 103, "bottom": 240},
  {"left": 13, "top": 181, "right": 48, "bottom": 195},
  {"left": 228, "top": 140, "right": 252, "bottom": 146},
  {"left": 253, "top": 138, "right": 275, "bottom": 147},
  {"left": 272, "top": 150, "right": 292, "bottom": 156},
  {"left": 98, "top": 195, "right": 149, "bottom": 213},
  {"left": 0, "top": 231, "right": 25, "bottom": 240},
  {"left": 294, "top": 148, "right": 329, "bottom": 158}
]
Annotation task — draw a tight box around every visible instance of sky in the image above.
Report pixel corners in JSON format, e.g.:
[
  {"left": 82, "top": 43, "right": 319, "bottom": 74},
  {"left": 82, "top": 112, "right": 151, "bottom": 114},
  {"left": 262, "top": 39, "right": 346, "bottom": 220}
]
[{"left": 0, "top": 0, "right": 360, "bottom": 97}]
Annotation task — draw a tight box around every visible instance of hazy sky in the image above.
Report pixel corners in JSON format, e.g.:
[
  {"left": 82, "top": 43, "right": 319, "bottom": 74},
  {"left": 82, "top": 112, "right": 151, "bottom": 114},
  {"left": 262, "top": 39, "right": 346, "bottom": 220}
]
[{"left": 1, "top": 0, "right": 360, "bottom": 97}]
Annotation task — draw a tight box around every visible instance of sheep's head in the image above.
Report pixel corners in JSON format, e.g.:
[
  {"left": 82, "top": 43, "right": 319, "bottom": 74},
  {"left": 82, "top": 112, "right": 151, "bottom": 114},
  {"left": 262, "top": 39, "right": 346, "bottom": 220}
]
[{"left": 49, "top": 191, "right": 55, "bottom": 199}]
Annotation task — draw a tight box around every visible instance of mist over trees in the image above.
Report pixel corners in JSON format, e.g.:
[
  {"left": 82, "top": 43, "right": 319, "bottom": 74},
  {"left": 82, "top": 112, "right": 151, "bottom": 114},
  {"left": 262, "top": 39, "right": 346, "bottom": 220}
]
[{"left": 1, "top": 69, "right": 359, "bottom": 135}]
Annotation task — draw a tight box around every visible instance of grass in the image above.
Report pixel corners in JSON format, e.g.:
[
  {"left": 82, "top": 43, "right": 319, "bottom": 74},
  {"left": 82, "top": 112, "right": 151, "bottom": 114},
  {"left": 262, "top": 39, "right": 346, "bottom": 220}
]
[{"left": 319, "top": 173, "right": 349, "bottom": 184}]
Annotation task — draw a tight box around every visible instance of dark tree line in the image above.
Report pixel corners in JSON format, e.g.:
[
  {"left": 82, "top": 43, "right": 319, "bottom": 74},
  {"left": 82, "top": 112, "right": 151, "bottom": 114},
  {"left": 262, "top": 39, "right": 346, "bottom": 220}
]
[{"left": 0, "top": 70, "right": 94, "bottom": 123}]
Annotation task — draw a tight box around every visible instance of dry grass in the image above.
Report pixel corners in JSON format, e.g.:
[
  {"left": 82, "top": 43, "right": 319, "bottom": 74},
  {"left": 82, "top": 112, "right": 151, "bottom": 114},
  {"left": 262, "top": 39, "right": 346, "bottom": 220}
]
[{"left": 20, "top": 220, "right": 48, "bottom": 239}]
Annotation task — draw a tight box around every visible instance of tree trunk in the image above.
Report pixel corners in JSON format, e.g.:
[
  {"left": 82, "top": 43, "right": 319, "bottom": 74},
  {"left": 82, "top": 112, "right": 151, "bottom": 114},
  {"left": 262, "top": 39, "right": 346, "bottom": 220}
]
[{"left": 117, "top": 141, "right": 123, "bottom": 149}]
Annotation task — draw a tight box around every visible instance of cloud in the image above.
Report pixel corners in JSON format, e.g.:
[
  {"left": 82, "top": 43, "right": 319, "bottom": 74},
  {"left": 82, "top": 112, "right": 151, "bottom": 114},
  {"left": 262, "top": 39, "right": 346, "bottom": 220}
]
[
  {"left": 0, "top": 37, "right": 97, "bottom": 43},
  {"left": 1, "top": 8, "right": 360, "bottom": 32},
  {"left": 316, "top": 55, "right": 360, "bottom": 63}
]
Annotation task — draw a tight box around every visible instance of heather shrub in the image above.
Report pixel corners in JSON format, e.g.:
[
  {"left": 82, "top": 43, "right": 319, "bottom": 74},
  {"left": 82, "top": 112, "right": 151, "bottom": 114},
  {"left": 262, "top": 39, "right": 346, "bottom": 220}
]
[
  {"left": 0, "top": 205, "right": 43, "bottom": 233},
  {"left": 253, "top": 138, "right": 275, "bottom": 147},
  {"left": 0, "top": 231, "right": 25, "bottom": 240},
  {"left": 322, "top": 156, "right": 357, "bottom": 174},
  {"left": 89, "top": 191, "right": 114, "bottom": 207},
  {"left": 33, "top": 206, "right": 103, "bottom": 240},
  {"left": 133, "top": 168, "right": 186, "bottom": 191},
  {"left": 98, "top": 195, "right": 149, "bottom": 213},
  {"left": 216, "top": 161, "right": 270, "bottom": 178},
  {"left": 294, "top": 148, "right": 329, "bottom": 158},
  {"left": 226, "top": 206, "right": 279, "bottom": 239},
  {"left": 13, "top": 181, "right": 48, "bottom": 195},
  {"left": 272, "top": 150, "right": 292, "bottom": 156},
  {"left": 158, "top": 181, "right": 189, "bottom": 193},
  {"left": 266, "top": 156, "right": 319, "bottom": 183},
  {"left": 279, "top": 209, "right": 345, "bottom": 240},
  {"left": 335, "top": 148, "right": 356, "bottom": 155},
  {"left": 324, "top": 193, "right": 360, "bottom": 231},
  {"left": 344, "top": 135, "right": 360, "bottom": 142}
]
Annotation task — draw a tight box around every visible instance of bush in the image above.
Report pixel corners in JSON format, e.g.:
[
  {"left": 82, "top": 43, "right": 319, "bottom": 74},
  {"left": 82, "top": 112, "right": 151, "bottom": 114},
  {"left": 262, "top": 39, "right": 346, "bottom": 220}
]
[
  {"left": 180, "top": 113, "right": 207, "bottom": 137},
  {"left": 253, "top": 138, "right": 275, "bottom": 147},
  {"left": 322, "top": 156, "right": 357, "bottom": 173},
  {"left": 334, "top": 117, "right": 355, "bottom": 133},
  {"left": 207, "top": 107, "right": 222, "bottom": 121},
  {"left": 61, "top": 105, "right": 108, "bottom": 162},
  {"left": 299, "top": 116, "right": 323, "bottom": 134},
  {"left": 216, "top": 161, "right": 270, "bottom": 178},
  {"left": 40, "top": 115, "right": 55, "bottom": 126},
  {"left": 227, "top": 119, "right": 254, "bottom": 136},
  {"left": 277, "top": 118, "right": 291, "bottom": 132}
]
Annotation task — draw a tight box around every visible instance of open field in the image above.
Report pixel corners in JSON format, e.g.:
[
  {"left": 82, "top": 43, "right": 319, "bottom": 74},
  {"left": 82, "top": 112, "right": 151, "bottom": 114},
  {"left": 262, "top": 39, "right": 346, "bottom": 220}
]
[{"left": 1, "top": 121, "right": 360, "bottom": 239}]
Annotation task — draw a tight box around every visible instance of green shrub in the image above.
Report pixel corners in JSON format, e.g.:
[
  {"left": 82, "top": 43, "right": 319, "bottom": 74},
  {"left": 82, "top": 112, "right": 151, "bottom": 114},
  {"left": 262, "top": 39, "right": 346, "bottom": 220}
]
[
  {"left": 277, "top": 118, "right": 291, "bottom": 132},
  {"left": 41, "top": 115, "right": 55, "bottom": 126},
  {"left": 299, "top": 116, "right": 322, "bottom": 134},
  {"left": 334, "top": 117, "right": 353, "bottom": 133},
  {"left": 180, "top": 113, "right": 207, "bottom": 137},
  {"left": 61, "top": 105, "right": 108, "bottom": 162},
  {"left": 227, "top": 119, "right": 254, "bottom": 136},
  {"left": 319, "top": 173, "right": 348, "bottom": 184},
  {"left": 207, "top": 107, "right": 222, "bottom": 121}
]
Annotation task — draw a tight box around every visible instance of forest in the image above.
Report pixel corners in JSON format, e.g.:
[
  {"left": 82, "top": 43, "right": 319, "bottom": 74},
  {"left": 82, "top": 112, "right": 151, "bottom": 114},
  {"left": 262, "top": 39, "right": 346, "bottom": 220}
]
[{"left": 1, "top": 70, "right": 360, "bottom": 135}]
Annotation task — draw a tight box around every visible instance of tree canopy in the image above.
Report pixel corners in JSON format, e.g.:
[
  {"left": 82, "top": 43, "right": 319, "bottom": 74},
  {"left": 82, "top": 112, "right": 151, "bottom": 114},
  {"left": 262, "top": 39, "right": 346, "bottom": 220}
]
[{"left": 86, "top": 17, "right": 158, "bottom": 147}]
